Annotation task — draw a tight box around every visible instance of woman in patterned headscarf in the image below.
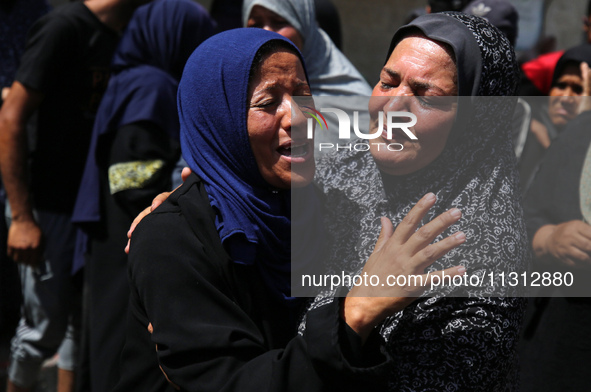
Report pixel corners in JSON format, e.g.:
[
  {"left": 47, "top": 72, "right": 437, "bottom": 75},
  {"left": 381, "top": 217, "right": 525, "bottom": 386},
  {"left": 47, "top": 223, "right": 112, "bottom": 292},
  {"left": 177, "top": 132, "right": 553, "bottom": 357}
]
[
  {"left": 310, "top": 12, "right": 529, "bottom": 391},
  {"left": 126, "top": 11, "right": 528, "bottom": 391}
]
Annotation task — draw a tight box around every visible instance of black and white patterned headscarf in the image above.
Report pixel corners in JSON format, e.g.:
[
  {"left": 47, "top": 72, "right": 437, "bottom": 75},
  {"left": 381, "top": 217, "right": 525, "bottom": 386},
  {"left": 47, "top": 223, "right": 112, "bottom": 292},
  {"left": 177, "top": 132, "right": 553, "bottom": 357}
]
[
  {"left": 316, "top": 12, "right": 528, "bottom": 296},
  {"left": 307, "top": 12, "right": 528, "bottom": 391}
]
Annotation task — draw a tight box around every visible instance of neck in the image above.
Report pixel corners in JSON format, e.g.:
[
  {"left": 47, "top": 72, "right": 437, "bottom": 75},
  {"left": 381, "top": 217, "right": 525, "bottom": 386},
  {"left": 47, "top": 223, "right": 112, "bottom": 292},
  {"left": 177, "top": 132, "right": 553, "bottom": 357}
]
[{"left": 84, "top": 0, "right": 136, "bottom": 32}]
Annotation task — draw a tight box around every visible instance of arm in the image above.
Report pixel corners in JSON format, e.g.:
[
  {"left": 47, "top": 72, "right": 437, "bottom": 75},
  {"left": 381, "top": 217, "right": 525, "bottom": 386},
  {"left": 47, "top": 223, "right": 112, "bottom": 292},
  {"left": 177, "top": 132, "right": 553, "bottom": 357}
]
[
  {"left": 531, "top": 221, "right": 591, "bottom": 268},
  {"left": 127, "top": 187, "right": 464, "bottom": 391},
  {"left": 0, "top": 81, "right": 44, "bottom": 266},
  {"left": 128, "top": 205, "right": 390, "bottom": 392}
]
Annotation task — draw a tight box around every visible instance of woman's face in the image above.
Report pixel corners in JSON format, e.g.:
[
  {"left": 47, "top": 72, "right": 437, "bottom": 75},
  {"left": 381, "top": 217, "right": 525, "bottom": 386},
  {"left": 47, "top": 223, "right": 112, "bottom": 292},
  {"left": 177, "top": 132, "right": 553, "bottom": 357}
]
[
  {"left": 369, "top": 36, "right": 458, "bottom": 176},
  {"left": 548, "top": 63, "right": 583, "bottom": 127},
  {"left": 247, "top": 49, "right": 314, "bottom": 189},
  {"left": 247, "top": 5, "right": 304, "bottom": 51}
]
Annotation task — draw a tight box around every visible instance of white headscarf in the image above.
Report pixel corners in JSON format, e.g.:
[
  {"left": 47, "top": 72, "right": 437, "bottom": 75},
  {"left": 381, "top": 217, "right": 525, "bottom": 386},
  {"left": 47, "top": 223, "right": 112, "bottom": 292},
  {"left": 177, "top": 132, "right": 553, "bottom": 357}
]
[{"left": 242, "top": 0, "right": 372, "bottom": 96}]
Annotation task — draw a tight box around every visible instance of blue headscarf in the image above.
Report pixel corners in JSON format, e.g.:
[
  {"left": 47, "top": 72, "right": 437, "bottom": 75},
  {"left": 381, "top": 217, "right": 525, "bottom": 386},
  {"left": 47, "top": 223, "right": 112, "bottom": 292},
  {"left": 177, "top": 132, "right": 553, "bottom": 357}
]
[
  {"left": 179, "top": 28, "right": 309, "bottom": 303},
  {"left": 71, "top": 0, "right": 215, "bottom": 271}
]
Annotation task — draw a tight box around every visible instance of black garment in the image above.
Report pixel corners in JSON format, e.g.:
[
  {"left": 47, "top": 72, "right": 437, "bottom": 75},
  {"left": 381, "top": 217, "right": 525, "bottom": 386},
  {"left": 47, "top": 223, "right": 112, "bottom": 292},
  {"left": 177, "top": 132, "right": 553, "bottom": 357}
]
[
  {"left": 314, "top": 0, "right": 342, "bottom": 49},
  {"left": 15, "top": 2, "right": 119, "bottom": 213},
  {"left": 517, "top": 101, "right": 558, "bottom": 193},
  {"left": 523, "top": 111, "right": 591, "bottom": 239},
  {"left": 519, "top": 111, "right": 591, "bottom": 391},
  {"left": 81, "top": 122, "right": 178, "bottom": 392},
  {"left": 115, "top": 174, "right": 390, "bottom": 392}
]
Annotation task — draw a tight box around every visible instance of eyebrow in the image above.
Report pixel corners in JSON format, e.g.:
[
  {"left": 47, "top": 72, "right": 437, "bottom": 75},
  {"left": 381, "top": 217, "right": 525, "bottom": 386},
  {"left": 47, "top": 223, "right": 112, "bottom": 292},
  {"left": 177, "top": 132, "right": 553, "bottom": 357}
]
[
  {"left": 382, "top": 67, "right": 448, "bottom": 95},
  {"left": 257, "top": 81, "right": 310, "bottom": 94}
]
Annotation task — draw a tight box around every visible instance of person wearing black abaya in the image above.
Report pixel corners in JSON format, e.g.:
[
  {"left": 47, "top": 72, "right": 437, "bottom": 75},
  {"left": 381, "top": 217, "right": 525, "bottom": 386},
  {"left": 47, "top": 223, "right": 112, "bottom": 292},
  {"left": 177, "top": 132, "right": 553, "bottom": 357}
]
[
  {"left": 518, "top": 44, "right": 591, "bottom": 193},
  {"left": 309, "top": 12, "right": 528, "bottom": 391},
  {"left": 71, "top": 1, "right": 215, "bottom": 390},
  {"left": 519, "top": 110, "right": 591, "bottom": 391}
]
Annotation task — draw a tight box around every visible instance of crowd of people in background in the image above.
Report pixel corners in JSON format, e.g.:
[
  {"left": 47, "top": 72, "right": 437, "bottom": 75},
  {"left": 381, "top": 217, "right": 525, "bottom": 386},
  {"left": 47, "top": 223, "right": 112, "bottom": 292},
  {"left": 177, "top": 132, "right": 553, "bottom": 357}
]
[{"left": 0, "top": 0, "right": 590, "bottom": 391}]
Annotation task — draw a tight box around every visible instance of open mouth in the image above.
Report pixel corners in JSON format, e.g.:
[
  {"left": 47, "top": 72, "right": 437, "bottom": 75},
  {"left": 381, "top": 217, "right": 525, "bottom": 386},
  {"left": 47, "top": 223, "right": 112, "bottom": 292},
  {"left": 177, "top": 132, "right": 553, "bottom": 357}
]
[{"left": 278, "top": 142, "right": 309, "bottom": 158}]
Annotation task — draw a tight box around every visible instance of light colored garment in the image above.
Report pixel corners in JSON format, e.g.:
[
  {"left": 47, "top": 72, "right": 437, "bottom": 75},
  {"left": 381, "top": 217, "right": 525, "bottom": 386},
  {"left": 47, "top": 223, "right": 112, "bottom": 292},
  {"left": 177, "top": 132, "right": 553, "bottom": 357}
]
[{"left": 242, "top": 0, "right": 372, "bottom": 96}]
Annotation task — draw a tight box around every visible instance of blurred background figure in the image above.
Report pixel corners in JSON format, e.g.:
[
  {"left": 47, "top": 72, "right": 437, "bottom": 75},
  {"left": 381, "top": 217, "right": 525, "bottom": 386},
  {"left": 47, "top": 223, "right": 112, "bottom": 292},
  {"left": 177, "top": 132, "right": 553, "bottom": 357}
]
[
  {"left": 207, "top": 0, "right": 342, "bottom": 48},
  {"left": 0, "top": 0, "right": 145, "bottom": 389},
  {"left": 518, "top": 45, "right": 591, "bottom": 193},
  {"left": 71, "top": 0, "right": 215, "bottom": 390},
  {"left": 427, "top": 0, "right": 470, "bottom": 13},
  {"left": 519, "top": 108, "right": 591, "bottom": 392},
  {"left": 313, "top": 0, "right": 342, "bottom": 49},
  {"left": 209, "top": 0, "right": 241, "bottom": 31},
  {"left": 243, "top": 0, "right": 370, "bottom": 96},
  {"left": 520, "top": 0, "right": 591, "bottom": 96},
  {"left": 0, "top": 0, "right": 50, "bottom": 386}
]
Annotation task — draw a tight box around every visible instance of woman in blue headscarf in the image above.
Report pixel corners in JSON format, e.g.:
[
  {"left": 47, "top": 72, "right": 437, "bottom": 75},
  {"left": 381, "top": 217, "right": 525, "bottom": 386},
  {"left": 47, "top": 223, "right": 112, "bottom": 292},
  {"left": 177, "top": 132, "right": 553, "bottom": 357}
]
[
  {"left": 71, "top": 0, "right": 215, "bottom": 390},
  {"left": 115, "top": 27, "right": 465, "bottom": 391}
]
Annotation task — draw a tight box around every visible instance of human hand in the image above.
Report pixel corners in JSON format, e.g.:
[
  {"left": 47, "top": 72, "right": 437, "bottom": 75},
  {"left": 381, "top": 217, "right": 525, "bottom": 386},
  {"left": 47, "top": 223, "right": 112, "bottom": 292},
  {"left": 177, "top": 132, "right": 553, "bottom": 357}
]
[
  {"left": 147, "top": 323, "right": 180, "bottom": 390},
  {"left": 125, "top": 192, "right": 170, "bottom": 254},
  {"left": 124, "top": 167, "right": 193, "bottom": 254},
  {"left": 342, "top": 193, "right": 466, "bottom": 341},
  {"left": 537, "top": 220, "right": 591, "bottom": 269},
  {"left": 1, "top": 87, "right": 10, "bottom": 101},
  {"left": 578, "top": 62, "right": 591, "bottom": 113},
  {"left": 180, "top": 166, "right": 192, "bottom": 183},
  {"left": 529, "top": 118, "right": 551, "bottom": 149},
  {"left": 7, "top": 219, "right": 43, "bottom": 267}
]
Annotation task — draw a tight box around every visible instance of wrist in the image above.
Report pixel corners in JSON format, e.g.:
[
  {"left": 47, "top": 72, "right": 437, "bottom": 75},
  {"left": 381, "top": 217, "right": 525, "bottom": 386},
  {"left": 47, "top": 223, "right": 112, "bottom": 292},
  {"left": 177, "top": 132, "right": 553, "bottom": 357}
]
[
  {"left": 532, "top": 224, "right": 557, "bottom": 259},
  {"left": 341, "top": 296, "right": 383, "bottom": 343},
  {"left": 11, "top": 211, "right": 36, "bottom": 224}
]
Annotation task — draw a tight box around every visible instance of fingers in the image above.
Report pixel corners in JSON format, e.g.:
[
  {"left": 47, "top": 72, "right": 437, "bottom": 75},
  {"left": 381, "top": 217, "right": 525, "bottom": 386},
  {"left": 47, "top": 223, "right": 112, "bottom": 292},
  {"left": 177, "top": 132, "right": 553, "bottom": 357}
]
[
  {"left": 422, "top": 265, "right": 467, "bottom": 290},
  {"left": 128, "top": 207, "right": 151, "bottom": 239},
  {"left": 581, "top": 62, "right": 590, "bottom": 90},
  {"left": 125, "top": 206, "right": 151, "bottom": 254},
  {"left": 6, "top": 221, "right": 44, "bottom": 267},
  {"left": 391, "top": 193, "right": 437, "bottom": 244},
  {"left": 405, "top": 208, "right": 462, "bottom": 257},
  {"left": 147, "top": 322, "right": 180, "bottom": 390},
  {"left": 8, "top": 247, "right": 43, "bottom": 267},
  {"left": 413, "top": 231, "right": 466, "bottom": 271},
  {"left": 373, "top": 217, "right": 394, "bottom": 254},
  {"left": 151, "top": 191, "right": 172, "bottom": 212},
  {"left": 180, "top": 167, "right": 192, "bottom": 183}
]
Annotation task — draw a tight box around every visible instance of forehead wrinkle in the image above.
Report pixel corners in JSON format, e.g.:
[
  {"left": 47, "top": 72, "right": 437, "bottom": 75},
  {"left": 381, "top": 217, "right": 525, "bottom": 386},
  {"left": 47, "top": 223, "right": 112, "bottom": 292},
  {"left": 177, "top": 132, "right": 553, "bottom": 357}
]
[{"left": 382, "top": 66, "right": 448, "bottom": 95}]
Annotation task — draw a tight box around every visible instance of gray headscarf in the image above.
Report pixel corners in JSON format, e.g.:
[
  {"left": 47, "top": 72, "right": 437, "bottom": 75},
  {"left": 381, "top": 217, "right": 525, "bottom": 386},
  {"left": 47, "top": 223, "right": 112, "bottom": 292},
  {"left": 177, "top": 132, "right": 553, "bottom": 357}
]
[{"left": 242, "top": 0, "right": 372, "bottom": 96}]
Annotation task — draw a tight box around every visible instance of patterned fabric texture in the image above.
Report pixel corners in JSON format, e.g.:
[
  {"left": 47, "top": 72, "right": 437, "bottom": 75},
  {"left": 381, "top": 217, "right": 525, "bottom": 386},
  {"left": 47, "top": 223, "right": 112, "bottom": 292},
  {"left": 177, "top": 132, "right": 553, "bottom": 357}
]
[
  {"left": 302, "top": 12, "right": 529, "bottom": 391},
  {"left": 108, "top": 160, "right": 165, "bottom": 194}
]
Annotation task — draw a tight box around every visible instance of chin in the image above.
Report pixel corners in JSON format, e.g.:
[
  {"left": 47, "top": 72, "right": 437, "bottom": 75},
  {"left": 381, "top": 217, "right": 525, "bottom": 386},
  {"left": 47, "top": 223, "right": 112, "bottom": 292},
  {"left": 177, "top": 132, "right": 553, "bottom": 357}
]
[{"left": 291, "top": 165, "right": 315, "bottom": 188}]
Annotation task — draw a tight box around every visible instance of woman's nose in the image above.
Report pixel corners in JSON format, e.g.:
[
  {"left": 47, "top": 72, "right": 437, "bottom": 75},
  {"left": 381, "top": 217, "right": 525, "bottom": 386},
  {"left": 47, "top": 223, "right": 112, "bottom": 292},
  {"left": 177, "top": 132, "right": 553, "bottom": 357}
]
[
  {"left": 279, "top": 97, "right": 293, "bottom": 132},
  {"left": 384, "top": 93, "right": 411, "bottom": 112}
]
